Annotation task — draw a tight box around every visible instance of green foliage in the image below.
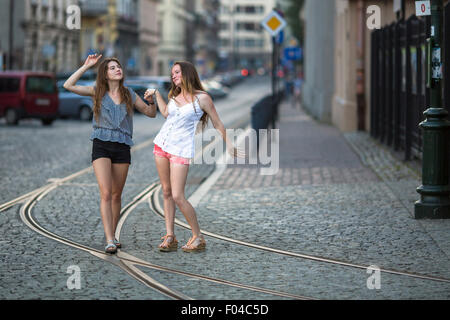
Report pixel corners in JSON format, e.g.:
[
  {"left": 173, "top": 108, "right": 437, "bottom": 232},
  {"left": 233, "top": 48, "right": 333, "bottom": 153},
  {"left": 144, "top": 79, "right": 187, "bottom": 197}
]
[{"left": 282, "top": 0, "right": 305, "bottom": 46}]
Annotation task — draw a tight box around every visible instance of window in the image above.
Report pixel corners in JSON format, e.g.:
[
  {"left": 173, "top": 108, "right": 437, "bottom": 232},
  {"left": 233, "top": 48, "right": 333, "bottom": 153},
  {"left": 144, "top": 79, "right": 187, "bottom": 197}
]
[
  {"left": 0, "top": 78, "right": 20, "bottom": 93},
  {"left": 220, "top": 39, "right": 230, "bottom": 47},
  {"left": 236, "top": 22, "right": 262, "bottom": 32},
  {"left": 26, "top": 77, "right": 56, "bottom": 93},
  {"left": 235, "top": 5, "right": 264, "bottom": 14},
  {"left": 233, "top": 39, "right": 263, "bottom": 48},
  {"left": 220, "top": 22, "right": 229, "bottom": 31},
  {"left": 53, "top": 7, "right": 58, "bottom": 22},
  {"left": 220, "top": 5, "right": 230, "bottom": 14},
  {"left": 244, "top": 39, "right": 255, "bottom": 47},
  {"left": 31, "top": 32, "right": 38, "bottom": 48},
  {"left": 31, "top": 4, "right": 38, "bottom": 19}
]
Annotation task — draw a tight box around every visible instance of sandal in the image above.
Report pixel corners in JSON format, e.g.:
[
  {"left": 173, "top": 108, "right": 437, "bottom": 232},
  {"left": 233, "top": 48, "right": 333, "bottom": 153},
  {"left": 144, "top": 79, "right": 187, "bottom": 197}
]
[
  {"left": 182, "top": 235, "right": 206, "bottom": 252},
  {"left": 105, "top": 240, "right": 117, "bottom": 254},
  {"left": 158, "top": 234, "right": 178, "bottom": 252},
  {"left": 114, "top": 238, "right": 122, "bottom": 249}
]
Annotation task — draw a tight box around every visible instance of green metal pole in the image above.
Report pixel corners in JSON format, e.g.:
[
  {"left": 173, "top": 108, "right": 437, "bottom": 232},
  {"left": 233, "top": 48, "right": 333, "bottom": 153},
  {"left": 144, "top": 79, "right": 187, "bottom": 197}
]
[
  {"left": 8, "top": 0, "right": 14, "bottom": 70},
  {"left": 415, "top": 0, "right": 450, "bottom": 219}
]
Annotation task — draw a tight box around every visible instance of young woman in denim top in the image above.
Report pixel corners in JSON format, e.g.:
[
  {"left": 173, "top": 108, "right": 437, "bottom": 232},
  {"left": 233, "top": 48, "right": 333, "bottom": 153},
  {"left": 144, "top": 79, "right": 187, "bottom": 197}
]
[{"left": 64, "top": 54, "right": 157, "bottom": 254}]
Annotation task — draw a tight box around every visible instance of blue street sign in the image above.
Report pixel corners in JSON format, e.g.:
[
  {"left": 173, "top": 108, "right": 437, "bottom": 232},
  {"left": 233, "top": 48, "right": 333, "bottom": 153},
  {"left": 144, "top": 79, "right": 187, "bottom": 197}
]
[
  {"left": 284, "top": 47, "right": 302, "bottom": 61},
  {"left": 275, "top": 30, "right": 284, "bottom": 44},
  {"left": 127, "top": 58, "right": 136, "bottom": 69}
]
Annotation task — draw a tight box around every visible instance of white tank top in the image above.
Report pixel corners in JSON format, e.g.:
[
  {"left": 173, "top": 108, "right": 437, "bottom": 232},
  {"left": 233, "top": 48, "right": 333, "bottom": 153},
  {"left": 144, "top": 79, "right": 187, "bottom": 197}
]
[{"left": 153, "top": 96, "right": 204, "bottom": 159}]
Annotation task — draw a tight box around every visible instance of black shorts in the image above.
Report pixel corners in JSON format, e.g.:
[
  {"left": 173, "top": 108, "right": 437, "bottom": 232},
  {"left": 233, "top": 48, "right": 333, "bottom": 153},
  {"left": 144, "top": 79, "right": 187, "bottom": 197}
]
[{"left": 92, "top": 138, "right": 131, "bottom": 164}]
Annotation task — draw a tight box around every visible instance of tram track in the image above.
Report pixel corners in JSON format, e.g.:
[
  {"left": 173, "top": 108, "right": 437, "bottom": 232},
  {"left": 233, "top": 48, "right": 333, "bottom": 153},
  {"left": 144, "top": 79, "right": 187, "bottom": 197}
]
[
  {"left": 19, "top": 178, "right": 313, "bottom": 300},
  {"left": 11, "top": 140, "right": 450, "bottom": 302},
  {"left": 5, "top": 91, "right": 450, "bottom": 298},
  {"left": 150, "top": 183, "right": 450, "bottom": 285},
  {"left": 13, "top": 135, "right": 450, "bottom": 301},
  {"left": 13, "top": 115, "right": 314, "bottom": 300}
]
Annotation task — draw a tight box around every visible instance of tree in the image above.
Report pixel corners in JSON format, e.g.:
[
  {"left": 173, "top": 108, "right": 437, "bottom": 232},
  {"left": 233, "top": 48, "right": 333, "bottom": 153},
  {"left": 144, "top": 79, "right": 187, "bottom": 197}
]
[{"left": 282, "top": 0, "right": 305, "bottom": 47}]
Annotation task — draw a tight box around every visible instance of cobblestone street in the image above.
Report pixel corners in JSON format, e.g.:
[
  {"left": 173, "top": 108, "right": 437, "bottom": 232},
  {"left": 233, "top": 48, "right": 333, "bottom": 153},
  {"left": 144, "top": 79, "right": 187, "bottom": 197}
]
[{"left": 1, "top": 78, "right": 449, "bottom": 302}]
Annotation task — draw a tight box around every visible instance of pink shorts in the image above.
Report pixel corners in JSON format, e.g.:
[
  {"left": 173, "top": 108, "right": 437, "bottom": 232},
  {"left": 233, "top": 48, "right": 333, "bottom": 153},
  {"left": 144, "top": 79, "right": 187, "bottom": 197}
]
[{"left": 153, "top": 144, "right": 190, "bottom": 165}]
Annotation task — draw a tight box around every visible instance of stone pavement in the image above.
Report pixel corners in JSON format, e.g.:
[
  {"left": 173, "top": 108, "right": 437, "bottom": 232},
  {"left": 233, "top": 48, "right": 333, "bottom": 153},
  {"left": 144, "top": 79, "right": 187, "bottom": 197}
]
[
  {"left": 175, "top": 98, "right": 450, "bottom": 299},
  {"left": 2, "top": 84, "right": 450, "bottom": 300}
]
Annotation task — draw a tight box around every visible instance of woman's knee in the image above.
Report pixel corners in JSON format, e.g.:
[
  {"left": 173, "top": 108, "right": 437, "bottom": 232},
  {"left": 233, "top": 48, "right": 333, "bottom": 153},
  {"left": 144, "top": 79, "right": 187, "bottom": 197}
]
[
  {"left": 111, "top": 191, "right": 122, "bottom": 202},
  {"left": 100, "top": 189, "right": 112, "bottom": 202},
  {"left": 172, "top": 192, "right": 186, "bottom": 205},
  {"left": 162, "top": 186, "right": 172, "bottom": 200}
]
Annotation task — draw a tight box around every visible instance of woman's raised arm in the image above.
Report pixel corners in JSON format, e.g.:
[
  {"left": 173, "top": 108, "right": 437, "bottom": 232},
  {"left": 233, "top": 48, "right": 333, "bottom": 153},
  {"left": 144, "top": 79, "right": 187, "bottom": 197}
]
[
  {"left": 197, "top": 93, "right": 243, "bottom": 158},
  {"left": 63, "top": 54, "right": 102, "bottom": 97}
]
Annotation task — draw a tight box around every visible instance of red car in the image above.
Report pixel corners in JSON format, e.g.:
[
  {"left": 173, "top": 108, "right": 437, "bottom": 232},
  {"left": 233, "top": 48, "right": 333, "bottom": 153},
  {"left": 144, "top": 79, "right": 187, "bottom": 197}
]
[{"left": 0, "top": 71, "right": 59, "bottom": 125}]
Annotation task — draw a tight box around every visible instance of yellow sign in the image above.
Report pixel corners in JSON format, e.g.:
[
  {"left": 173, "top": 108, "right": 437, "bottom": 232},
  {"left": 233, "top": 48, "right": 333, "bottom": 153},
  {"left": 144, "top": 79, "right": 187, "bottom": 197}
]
[
  {"left": 267, "top": 17, "right": 281, "bottom": 30},
  {"left": 261, "top": 10, "right": 287, "bottom": 37}
]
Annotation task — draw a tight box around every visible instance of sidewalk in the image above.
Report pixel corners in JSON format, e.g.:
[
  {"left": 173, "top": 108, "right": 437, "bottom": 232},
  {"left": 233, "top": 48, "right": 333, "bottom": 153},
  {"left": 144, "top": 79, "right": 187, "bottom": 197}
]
[{"left": 187, "top": 97, "right": 450, "bottom": 299}]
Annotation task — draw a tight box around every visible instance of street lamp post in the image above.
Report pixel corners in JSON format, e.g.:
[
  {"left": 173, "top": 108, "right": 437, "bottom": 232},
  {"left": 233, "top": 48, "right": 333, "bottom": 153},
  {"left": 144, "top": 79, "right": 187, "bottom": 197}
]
[{"left": 414, "top": 0, "right": 450, "bottom": 219}]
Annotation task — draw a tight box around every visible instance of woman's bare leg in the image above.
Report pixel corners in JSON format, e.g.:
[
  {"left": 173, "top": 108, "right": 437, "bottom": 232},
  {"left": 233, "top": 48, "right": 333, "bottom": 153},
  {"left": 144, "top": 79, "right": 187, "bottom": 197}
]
[
  {"left": 92, "top": 158, "right": 115, "bottom": 242},
  {"left": 155, "top": 156, "right": 176, "bottom": 236},
  {"left": 111, "top": 163, "right": 129, "bottom": 235},
  {"left": 169, "top": 162, "right": 201, "bottom": 237}
]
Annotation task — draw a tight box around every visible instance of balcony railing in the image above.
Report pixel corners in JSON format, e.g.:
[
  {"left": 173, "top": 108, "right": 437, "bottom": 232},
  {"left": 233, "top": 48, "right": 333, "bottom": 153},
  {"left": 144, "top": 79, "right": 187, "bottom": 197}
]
[{"left": 79, "top": 0, "right": 108, "bottom": 16}]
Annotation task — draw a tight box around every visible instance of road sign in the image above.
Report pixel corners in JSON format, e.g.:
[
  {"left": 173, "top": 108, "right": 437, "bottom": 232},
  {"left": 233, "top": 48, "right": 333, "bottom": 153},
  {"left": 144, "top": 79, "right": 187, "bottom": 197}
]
[
  {"left": 275, "top": 30, "right": 284, "bottom": 44},
  {"left": 284, "top": 47, "right": 302, "bottom": 61},
  {"left": 416, "top": 1, "right": 431, "bottom": 16},
  {"left": 261, "top": 10, "right": 287, "bottom": 37}
]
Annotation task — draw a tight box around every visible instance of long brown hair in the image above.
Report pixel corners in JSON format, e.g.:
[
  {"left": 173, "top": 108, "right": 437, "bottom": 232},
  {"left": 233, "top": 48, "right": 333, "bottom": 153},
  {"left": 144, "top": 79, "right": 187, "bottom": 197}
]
[
  {"left": 93, "top": 58, "right": 133, "bottom": 122},
  {"left": 168, "top": 61, "right": 209, "bottom": 130}
]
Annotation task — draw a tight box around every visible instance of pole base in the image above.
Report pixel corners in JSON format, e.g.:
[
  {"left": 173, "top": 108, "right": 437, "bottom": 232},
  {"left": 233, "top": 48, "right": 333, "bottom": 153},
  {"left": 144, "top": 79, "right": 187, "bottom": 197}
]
[{"left": 414, "top": 200, "right": 450, "bottom": 219}]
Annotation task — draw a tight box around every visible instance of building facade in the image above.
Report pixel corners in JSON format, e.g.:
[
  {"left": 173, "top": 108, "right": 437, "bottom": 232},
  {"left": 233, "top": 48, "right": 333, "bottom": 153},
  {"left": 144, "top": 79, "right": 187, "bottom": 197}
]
[
  {"left": 301, "top": 0, "right": 335, "bottom": 124},
  {"left": 218, "top": 0, "right": 276, "bottom": 71},
  {"left": 0, "top": 0, "right": 80, "bottom": 72},
  {"left": 303, "top": 0, "right": 449, "bottom": 133},
  {"left": 156, "top": 0, "right": 194, "bottom": 76},
  {"left": 192, "top": 0, "right": 220, "bottom": 77},
  {"left": 79, "top": 0, "right": 141, "bottom": 76},
  {"left": 138, "top": 0, "right": 159, "bottom": 76}
]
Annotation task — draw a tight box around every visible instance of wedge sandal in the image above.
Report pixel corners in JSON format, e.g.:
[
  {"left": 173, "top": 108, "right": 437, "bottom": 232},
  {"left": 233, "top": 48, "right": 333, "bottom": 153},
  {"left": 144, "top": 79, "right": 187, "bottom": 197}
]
[
  {"left": 158, "top": 234, "right": 178, "bottom": 252},
  {"left": 182, "top": 235, "right": 206, "bottom": 252}
]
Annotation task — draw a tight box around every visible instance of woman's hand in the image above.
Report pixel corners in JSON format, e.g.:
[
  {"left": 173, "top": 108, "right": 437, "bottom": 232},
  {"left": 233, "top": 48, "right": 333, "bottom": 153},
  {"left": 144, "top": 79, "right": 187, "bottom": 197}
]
[
  {"left": 83, "top": 54, "right": 102, "bottom": 69},
  {"left": 144, "top": 89, "right": 156, "bottom": 104},
  {"left": 146, "top": 88, "right": 168, "bottom": 118},
  {"left": 227, "top": 145, "right": 246, "bottom": 159},
  {"left": 63, "top": 54, "right": 100, "bottom": 96}
]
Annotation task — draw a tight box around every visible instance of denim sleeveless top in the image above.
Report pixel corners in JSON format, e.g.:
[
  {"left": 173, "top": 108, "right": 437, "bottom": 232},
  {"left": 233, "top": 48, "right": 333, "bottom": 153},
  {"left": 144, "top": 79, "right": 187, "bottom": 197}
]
[{"left": 90, "top": 87, "right": 137, "bottom": 146}]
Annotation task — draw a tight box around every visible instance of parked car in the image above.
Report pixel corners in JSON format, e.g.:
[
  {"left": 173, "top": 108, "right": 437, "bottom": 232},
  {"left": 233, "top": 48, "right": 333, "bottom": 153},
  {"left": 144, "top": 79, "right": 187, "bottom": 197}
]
[
  {"left": 56, "top": 70, "right": 96, "bottom": 82},
  {"left": 213, "top": 70, "right": 246, "bottom": 88},
  {"left": 0, "top": 71, "right": 59, "bottom": 125},
  {"left": 202, "top": 79, "right": 229, "bottom": 100},
  {"left": 126, "top": 76, "right": 172, "bottom": 103},
  {"left": 124, "top": 81, "right": 149, "bottom": 102},
  {"left": 57, "top": 80, "right": 93, "bottom": 121}
]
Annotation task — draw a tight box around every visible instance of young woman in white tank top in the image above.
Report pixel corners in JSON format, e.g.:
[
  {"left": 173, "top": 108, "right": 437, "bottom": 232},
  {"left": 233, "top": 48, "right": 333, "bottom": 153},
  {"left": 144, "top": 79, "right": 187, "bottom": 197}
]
[{"left": 144, "top": 61, "right": 239, "bottom": 252}]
